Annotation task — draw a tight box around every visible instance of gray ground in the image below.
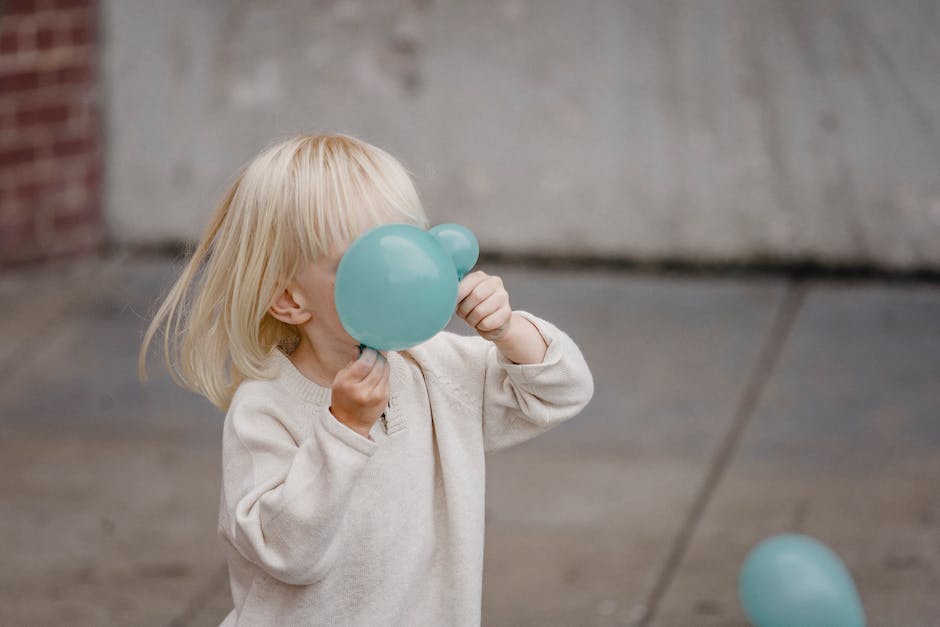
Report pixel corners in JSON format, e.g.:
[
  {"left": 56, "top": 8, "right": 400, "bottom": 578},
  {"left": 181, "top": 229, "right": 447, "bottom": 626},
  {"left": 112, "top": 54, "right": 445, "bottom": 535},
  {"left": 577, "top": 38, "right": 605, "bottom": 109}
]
[{"left": 0, "top": 254, "right": 937, "bottom": 626}]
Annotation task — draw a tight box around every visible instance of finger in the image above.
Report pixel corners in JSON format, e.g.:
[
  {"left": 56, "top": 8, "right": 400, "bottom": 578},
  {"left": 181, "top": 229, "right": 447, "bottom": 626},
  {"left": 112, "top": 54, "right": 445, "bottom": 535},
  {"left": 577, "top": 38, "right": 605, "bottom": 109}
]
[
  {"left": 465, "top": 290, "right": 507, "bottom": 328},
  {"left": 456, "top": 271, "right": 488, "bottom": 304},
  {"left": 361, "top": 349, "right": 387, "bottom": 380},
  {"left": 362, "top": 354, "right": 389, "bottom": 396},
  {"left": 379, "top": 382, "right": 391, "bottom": 407},
  {"left": 346, "top": 347, "right": 378, "bottom": 382},
  {"left": 477, "top": 306, "right": 511, "bottom": 332},
  {"left": 368, "top": 366, "right": 391, "bottom": 405},
  {"left": 457, "top": 277, "right": 501, "bottom": 318}
]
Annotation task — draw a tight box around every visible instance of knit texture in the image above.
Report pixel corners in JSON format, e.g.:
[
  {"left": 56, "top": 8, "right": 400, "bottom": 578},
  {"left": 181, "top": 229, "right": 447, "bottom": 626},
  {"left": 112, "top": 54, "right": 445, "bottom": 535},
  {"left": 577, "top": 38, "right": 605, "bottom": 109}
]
[{"left": 217, "top": 310, "right": 594, "bottom": 626}]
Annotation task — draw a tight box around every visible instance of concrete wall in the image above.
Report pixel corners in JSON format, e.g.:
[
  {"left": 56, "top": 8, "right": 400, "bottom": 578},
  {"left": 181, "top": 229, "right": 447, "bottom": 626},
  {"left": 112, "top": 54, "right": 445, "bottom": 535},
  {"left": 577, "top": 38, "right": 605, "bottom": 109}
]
[{"left": 101, "top": 0, "right": 940, "bottom": 269}]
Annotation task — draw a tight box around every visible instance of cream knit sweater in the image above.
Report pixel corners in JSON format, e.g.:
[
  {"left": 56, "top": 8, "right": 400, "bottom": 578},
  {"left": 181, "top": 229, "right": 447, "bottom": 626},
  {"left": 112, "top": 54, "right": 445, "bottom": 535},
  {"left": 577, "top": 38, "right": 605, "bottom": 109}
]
[{"left": 217, "top": 310, "right": 594, "bottom": 626}]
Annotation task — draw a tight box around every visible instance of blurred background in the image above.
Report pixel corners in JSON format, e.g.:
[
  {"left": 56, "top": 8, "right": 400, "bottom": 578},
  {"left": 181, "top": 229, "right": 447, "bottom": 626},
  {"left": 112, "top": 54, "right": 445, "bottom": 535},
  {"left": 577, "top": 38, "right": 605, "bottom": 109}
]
[{"left": 0, "top": 0, "right": 938, "bottom": 625}]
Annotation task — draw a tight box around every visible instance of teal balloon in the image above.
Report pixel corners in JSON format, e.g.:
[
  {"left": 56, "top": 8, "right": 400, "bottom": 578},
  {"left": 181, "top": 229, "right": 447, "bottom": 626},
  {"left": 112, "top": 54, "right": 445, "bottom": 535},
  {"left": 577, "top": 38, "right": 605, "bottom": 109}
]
[
  {"left": 429, "top": 223, "right": 479, "bottom": 280},
  {"left": 334, "top": 222, "right": 479, "bottom": 351},
  {"left": 739, "top": 534, "right": 866, "bottom": 627}
]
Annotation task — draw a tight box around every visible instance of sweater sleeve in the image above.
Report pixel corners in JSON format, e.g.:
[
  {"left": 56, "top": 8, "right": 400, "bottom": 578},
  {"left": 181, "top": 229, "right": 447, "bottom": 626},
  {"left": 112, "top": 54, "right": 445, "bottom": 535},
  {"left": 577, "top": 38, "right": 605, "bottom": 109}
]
[
  {"left": 423, "top": 310, "right": 594, "bottom": 453},
  {"left": 479, "top": 310, "right": 594, "bottom": 452},
  {"left": 218, "top": 392, "right": 377, "bottom": 586}
]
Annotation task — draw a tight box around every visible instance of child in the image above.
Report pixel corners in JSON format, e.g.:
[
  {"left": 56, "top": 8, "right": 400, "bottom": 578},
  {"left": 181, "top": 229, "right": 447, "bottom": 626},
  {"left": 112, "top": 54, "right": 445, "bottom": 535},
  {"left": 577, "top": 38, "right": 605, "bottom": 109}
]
[{"left": 139, "top": 134, "right": 594, "bottom": 626}]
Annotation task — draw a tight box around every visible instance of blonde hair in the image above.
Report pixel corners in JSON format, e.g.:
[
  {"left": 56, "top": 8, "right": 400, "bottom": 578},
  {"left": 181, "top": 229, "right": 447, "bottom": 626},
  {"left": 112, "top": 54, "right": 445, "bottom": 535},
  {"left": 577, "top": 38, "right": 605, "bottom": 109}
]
[{"left": 139, "top": 133, "right": 430, "bottom": 411}]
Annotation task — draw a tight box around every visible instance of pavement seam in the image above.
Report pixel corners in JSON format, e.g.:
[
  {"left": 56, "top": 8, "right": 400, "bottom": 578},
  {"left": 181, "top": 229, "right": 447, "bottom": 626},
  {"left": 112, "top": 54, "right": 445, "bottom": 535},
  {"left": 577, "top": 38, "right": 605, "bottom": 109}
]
[
  {"left": 0, "top": 250, "right": 131, "bottom": 397},
  {"left": 636, "top": 280, "right": 807, "bottom": 626}
]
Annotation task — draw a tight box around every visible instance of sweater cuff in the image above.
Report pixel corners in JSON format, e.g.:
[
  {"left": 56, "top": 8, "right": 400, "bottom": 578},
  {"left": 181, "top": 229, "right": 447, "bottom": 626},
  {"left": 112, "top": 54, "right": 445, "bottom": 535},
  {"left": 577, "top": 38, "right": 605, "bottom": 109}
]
[
  {"left": 319, "top": 406, "right": 379, "bottom": 456},
  {"left": 494, "top": 310, "right": 565, "bottom": 385}
]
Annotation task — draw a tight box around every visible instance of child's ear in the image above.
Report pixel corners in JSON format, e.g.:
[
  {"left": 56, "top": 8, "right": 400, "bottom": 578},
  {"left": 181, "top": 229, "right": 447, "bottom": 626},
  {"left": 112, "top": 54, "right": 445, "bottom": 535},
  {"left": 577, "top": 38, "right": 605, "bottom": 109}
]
[{"left": 269, "top": 288, "right": 312, "bottom": 325}]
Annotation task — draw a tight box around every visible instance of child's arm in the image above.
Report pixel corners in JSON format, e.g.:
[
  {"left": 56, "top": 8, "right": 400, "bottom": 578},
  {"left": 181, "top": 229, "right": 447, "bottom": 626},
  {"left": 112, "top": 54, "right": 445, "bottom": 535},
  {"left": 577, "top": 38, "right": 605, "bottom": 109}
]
[
  {"left": 218, "top": 391, "right": 377, "bottom": 586},
  {"left": 490, "top": 311, "right": 549, "bottom": 365},
  {"left": 451, "top": 271, "right": 594, "bottom": 452},
  {"left": 477, "top": 309, "right": 594, "bottom": 452}
]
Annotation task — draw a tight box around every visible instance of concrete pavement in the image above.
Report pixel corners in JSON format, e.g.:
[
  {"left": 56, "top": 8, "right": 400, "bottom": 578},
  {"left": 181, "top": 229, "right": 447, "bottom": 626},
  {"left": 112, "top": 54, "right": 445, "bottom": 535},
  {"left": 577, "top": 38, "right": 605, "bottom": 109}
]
[{"left": 0, "top": 254, "right": 937, "bottom": 626}]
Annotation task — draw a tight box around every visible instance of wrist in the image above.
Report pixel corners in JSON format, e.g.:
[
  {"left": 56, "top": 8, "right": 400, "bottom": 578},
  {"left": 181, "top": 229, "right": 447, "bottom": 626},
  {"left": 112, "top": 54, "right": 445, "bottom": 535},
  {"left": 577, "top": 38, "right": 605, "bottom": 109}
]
[
  {"left": 493, "top": 312, "right": 548, "bottom": 364},
  {"left": 329, "top": 406, "right": 373, "bottom": 439},
  {"left": 492, "top": 312, "right": 521, "bottom": 346}
]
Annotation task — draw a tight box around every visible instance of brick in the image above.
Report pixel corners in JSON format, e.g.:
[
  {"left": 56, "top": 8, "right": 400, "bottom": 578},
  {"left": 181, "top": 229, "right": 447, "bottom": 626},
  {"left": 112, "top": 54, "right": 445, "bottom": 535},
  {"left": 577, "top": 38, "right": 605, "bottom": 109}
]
[
  {"left": 54, "top": 61, "right": 91, "bottom": 85},
  {"left": 51, "top": 135, "right": 90, "bottom": 157},
  {"left": 0, "top": 144, "right": 36, "bottom": 166},
  {"left": 2, "top": 0, "right": 41, "bottom": 17},
  {"left": 15, "top": 19, "right": 38, "bottom": 55},
  {"left": 69, "top": 22, "right": 94, "bottom": 47},
  {"left": 0, "top": 68, "right": 41, "bottom": 91},
  {"left": 36, "top": 25, "right": 56, "bottom": 50},
  {"left": 51, "top": 0, "right": 90, "bottom": 10},
  {"left": 13, "top": 180, "right": 44, "bottom": 200},
  {"left": 0, "top": 31, "right": 18, "bottom": 55},
  {"left": 8, "top": 126, "right": 55, "bottom": 153},
  {"left": 37, "top": 67, "right": 60, "bottom": 88},
  {"left": 51, "top": 19, "right": 72, "bottom": 49},
  {"left": 20, "top": 154, "right": 58, "bottom": 179},
  {"left": 0, "top": 134, "right": 41, "bottom": 167},
  {"left": 16, "top": 176, "right": 65, "bottom": 200},
  {"left": 16, "top": 102, "right": 70, "bottom": 126}
]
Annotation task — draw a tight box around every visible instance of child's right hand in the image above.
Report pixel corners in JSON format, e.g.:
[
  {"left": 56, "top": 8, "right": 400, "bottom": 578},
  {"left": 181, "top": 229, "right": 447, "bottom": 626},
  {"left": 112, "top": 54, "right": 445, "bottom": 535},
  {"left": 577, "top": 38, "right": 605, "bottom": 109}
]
[{"left": 329, "top": 348, "right": 390, "bottom": 439}]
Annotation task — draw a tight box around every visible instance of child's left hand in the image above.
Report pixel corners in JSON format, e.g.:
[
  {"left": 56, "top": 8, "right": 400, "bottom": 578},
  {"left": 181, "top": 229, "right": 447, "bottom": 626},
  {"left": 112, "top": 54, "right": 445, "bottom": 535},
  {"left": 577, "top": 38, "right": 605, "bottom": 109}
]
[{"left": 456, "top": 270, "right": 514, "bottom": 342}]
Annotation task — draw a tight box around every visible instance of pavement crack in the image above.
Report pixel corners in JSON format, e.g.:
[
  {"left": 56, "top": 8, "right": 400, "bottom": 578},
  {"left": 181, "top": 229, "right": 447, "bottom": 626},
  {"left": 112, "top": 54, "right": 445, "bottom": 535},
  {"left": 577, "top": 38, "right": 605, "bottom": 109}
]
[{"left": 636, "top": 280, "right": 806, "bottom": 626}]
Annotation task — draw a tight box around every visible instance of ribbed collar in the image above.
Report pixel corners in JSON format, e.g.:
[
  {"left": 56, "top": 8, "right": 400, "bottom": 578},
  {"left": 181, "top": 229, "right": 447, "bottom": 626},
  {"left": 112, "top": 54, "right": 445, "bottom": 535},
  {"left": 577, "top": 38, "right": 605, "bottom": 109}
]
[{"left": 268, "top": 347, "right": 333, "bottom": 406}]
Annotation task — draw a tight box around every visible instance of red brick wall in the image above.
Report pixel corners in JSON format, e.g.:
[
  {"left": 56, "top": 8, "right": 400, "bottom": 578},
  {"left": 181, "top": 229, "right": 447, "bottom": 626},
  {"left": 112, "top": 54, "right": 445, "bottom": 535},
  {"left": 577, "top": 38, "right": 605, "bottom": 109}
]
[{"left": 0, "top": 0, "right": 103, "bottom": 267}]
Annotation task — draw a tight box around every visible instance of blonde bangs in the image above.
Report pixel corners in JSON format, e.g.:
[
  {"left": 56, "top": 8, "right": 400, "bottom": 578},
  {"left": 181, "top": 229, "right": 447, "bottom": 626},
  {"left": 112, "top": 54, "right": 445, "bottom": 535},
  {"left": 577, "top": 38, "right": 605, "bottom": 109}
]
[
  {"left": 139, "top": 133, "right": 430, "bottom": 411},
  {"left": 290, "top": 135, "right": 429, "bottom": 265}
]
